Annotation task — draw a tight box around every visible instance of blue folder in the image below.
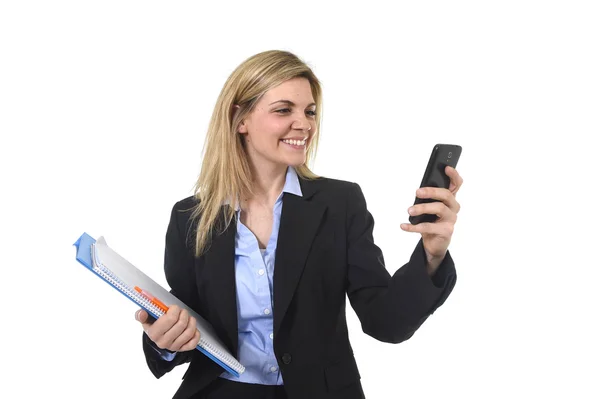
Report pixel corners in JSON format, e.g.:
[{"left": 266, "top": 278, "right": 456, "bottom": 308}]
[{"left": 74, "top": 232, "right": 244, "bottom": 377}]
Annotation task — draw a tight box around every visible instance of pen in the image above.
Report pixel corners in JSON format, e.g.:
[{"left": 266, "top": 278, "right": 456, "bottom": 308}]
[{"left": 134, "top": 286, "right": 169, "bottom": 313}]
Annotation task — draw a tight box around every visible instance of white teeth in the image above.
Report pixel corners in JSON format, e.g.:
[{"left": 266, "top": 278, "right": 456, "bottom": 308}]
[{"left": 282, "top": 139, "right": 306, "bottom": 146}]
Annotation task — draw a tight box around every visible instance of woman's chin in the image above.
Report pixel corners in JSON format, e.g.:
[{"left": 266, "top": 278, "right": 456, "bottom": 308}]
[{"left": 283, "top": 157, "right": 307, "bottom": 168}]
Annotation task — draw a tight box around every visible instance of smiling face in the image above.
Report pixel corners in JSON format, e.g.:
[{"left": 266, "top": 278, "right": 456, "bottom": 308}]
[{"left": 238, "top": 77, "right": 317, "bottom": 173}]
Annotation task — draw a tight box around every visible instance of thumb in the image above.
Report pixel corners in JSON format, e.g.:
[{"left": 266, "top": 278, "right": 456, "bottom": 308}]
[{"left": 135, "top": 309, "right": 148, "bottom": 324}]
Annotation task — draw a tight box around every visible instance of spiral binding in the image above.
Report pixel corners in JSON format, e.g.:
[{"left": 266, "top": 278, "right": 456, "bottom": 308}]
[
  {"left": 91, "top": 251, "right": 165, "bottom": 318},
  {"left": 91, "top": 244, "right": 244, "bottom": 374}
]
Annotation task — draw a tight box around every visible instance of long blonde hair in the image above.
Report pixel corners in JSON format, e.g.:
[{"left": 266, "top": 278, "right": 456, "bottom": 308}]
[{"left": 190, "top": 50, "right": 323, "bottom": 257}]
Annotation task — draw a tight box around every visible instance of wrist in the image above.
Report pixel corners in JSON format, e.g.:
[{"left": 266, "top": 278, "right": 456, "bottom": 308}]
[{"left": 425, "top": 252, "right": 444, "bottom": 276}]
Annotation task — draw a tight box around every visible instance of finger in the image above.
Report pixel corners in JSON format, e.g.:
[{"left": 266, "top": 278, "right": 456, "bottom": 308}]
[
  {"left": 416, "top": 187, "right": 460, "bottom": 214},
  {"left": 170, "top": 316, "right": 199, "bottom": 352},
  {"left": 148, "top": 305, "right": 181, "bottom": 347},
  {"left": 408, "top": 201, "right": 456, "bottom": 223},
  {"left": 180, "top": 329, "right": 201, "bottom": 352},
  {"left": 136, "top": 309, "right": 155, "bottom": 330},
  {"left": 401, "top": 221, "right": 454, "bottom": 236},
  {"left": 135, "top": 308, "right": 146, "bottom": 323},
  {"left": 163, "top": 311, "right": 191, "bottom": 350},
  {"left": 445, "top": 166, "right": 463, "bottom": 194},
  {"left": 158, "top": 308, "right": 189, "bottom": 349}
]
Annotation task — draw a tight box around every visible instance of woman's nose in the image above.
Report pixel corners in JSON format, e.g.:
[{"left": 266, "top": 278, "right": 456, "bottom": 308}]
[{"left": 292, "top": 117, "right": 312, "bottom": 131}]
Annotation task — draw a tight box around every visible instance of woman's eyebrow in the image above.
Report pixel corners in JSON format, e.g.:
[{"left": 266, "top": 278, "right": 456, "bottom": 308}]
[{"left": 269, "top": 99, "right": 316, "bottom": 107}]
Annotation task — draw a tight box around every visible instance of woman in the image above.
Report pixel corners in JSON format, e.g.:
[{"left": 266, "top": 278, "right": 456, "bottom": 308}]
[{"left": 135, "top": 50, "right": 463, "bottom": 399}]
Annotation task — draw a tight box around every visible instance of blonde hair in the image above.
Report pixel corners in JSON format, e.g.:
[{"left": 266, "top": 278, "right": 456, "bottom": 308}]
[{"left": 190, "top": 50, "right": 323, "bottom": 257}]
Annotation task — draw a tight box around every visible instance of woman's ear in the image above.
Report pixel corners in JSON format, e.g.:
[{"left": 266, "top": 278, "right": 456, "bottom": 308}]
[{"left": 232, "top": 104, "right": 248, "bottom": 134}]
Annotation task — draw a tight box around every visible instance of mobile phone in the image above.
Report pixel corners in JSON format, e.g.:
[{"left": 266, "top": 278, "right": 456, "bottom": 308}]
[{"left": 409, "top": 143, "right": 462, "bottom": 225}]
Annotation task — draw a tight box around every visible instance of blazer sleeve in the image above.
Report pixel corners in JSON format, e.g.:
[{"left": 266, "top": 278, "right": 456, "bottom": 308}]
[
  {"left": 142, "top": 200, "right": 199, "bottom": 378},
  {"left": 345, "top": 183, "right": 457, "bottom": 343}
]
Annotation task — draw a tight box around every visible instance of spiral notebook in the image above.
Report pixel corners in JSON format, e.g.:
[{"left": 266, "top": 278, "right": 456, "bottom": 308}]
[{"left": 73, "top": 232, "right": 245, "bottom": 377}]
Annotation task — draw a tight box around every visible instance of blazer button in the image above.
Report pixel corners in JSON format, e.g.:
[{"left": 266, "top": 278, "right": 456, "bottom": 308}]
[{"left": 282, "top": 353, "right": 292, "bottom": 364}]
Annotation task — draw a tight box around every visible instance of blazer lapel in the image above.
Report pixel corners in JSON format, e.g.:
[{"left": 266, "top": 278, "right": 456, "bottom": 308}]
[
  {"left": 202, "top": 213, "right": 238, "bottom": 354},
  {"left": 273, "top": 180, "right": 326, "bottom": 336}
]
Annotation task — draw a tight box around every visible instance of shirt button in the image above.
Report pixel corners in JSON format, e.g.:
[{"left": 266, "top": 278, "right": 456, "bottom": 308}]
[
  {"left": 269, "top": 333, "right": 274, "bottom": 340},
  {"left": 282, "top": 353, "right": 292, "bottom": 364},
  {"left": 258, "top": 269, "right": 265, "bottom": 276},
  {"left": 264, "top": 308, "right": 271, "bottom": 315},
  {"left": 270, "top": 366, "right": 278, "bottom": 373}
]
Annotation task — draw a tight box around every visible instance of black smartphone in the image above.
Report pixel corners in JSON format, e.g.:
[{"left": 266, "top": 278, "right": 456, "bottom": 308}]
[{"left": 409, "top": 143, "right": 462, "bottom": 225}]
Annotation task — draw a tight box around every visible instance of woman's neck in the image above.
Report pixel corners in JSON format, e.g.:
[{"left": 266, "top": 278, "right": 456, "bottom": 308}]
[{"left": 245, "top": 163, "right": 288, "bottom": 207}]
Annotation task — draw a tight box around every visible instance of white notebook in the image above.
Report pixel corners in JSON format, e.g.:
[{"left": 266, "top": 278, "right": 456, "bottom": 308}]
[{"left": 74, "top": 232, "right": 245, "bottom": 377}]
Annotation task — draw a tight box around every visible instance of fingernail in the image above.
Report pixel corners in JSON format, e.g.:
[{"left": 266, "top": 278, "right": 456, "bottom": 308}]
[
  {"left": 417, "top": 188, "right": 425, "bottom": 195},
  {"left": 135, "top": 309, "right": 140, "bottom": 321},
  {"left": 408, "top": 207, "right": 415, "bottom": 215}
]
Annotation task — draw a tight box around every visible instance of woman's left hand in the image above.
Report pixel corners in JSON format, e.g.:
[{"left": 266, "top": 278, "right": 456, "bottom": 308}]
[{"left": 401, "top": 166, "right": 463, "bottom": 274}]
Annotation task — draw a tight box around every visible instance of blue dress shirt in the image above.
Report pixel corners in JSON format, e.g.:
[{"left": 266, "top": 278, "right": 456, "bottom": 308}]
[{"left": 157, "top": 167, "right": 302, "bottom": 386}]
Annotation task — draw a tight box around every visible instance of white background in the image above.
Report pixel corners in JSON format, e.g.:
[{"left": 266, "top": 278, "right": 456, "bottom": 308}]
[{"left": 1, "top": 1, "right": 599, "bottom": 398}]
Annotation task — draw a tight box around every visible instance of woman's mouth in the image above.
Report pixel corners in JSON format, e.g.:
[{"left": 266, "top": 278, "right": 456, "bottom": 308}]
[{"left": 280, "top": 138, "right": 307, "bottom": 149}]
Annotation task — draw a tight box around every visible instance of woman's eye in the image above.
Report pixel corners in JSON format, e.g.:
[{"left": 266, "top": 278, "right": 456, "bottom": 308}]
[{"left": 275, "top": 108, "right": 317, "bottom": 117}]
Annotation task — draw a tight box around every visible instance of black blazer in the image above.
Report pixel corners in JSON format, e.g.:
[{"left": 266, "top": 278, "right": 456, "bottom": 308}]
[{"left": 142, "top": 177, "right": 457, "bottom": 399}]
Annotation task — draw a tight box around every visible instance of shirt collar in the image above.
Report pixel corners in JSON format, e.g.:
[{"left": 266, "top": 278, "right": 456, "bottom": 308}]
[
  {"left": 281, "top": 166, "right": 303, "bottom": 199},
  {"left": 223, "top": 166, "right": 303, "bottom": 210}
]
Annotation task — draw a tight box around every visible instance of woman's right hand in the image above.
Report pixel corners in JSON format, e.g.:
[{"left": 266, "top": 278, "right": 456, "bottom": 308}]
[{"left": 135, "top": 305, "right": 201, "bottom": 352}]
